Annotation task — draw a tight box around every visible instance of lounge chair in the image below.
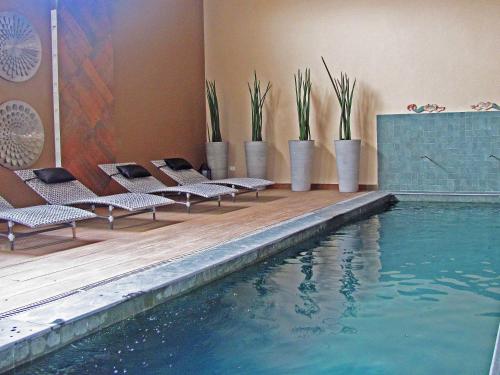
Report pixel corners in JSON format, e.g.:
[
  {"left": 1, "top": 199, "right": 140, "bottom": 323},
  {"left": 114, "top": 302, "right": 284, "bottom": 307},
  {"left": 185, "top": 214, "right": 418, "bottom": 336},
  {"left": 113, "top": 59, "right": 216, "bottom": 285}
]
[
  {"left": 151, "top": 158, "right": 274, "bottom": 198},
  {"left": 0, "top": 194, "right": 96, "bottom": 250},
  {"left": 98, "top": 163, "right": 238, "bottom": 213},
  {"left": 15, "top": 168, "right": 175, "bottom": 229}
]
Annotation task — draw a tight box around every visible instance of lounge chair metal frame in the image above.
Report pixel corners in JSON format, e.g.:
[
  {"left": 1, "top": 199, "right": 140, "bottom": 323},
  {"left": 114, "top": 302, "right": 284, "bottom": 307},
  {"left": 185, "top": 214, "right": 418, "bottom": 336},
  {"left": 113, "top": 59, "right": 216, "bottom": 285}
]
[
  {"left": 98, "top": 163, "right": 238, "bottom": 213},
  {"left": 0, "top": 195, "right": 96, "bottom": 250},
  {"left": 151, "top": 160, "right": 274, "bottom": 199},
  {"left": 15, "top": 169, "right": 174, "bottom": 229}
]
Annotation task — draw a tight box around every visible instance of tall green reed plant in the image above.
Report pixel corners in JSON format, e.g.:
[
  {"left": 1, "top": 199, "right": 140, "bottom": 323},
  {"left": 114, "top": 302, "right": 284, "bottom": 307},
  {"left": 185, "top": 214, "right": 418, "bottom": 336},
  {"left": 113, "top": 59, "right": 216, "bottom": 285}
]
[
  {"left": 294, "top": 68, "right": 312, "bottom": 141},
  {"left": 321, "top": 57, "right": 356, "bottom": 140},
  {"left": 206, "top": 80, "right": 222, "bottom": 142},
  {"left": 248, "top": 71, "right": 271, "bottom": 142}
]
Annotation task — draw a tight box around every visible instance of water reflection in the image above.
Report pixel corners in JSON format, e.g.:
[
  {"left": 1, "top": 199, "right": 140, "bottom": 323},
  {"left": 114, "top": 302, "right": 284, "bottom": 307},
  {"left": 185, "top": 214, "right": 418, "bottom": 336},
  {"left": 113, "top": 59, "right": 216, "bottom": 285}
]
[
  {"left": 291, "top": 216, "right": 382, "bottom": 331},
  {"left": 295, "top": 250, "right": 319, "bottom": 318}
]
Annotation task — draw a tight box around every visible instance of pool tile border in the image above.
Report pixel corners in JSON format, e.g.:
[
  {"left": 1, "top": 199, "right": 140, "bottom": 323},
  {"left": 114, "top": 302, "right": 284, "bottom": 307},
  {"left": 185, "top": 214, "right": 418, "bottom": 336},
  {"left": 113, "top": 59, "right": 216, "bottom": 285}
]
[
  {"left": 394, "top": 192, "right": 500, "bottom": 203},
  {"left": 0, "top": 192, "right": 393, "bottom": 373}
]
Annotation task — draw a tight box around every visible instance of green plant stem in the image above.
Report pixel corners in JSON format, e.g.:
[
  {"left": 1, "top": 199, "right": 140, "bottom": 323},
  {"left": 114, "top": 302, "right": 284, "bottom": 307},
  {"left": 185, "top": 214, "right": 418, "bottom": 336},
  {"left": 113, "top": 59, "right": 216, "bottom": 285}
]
[
  {"left": 206, "top": 80, "right": 222, "bottom": 142},
  {"left": 321, "top": 57, "right": 356, "bottom": 141},
  {"left": 248, "top": 71, "right": 271, "bottom": 142},
  {"left": 294, "top": 68, "right": 312, "bottom": 141}
]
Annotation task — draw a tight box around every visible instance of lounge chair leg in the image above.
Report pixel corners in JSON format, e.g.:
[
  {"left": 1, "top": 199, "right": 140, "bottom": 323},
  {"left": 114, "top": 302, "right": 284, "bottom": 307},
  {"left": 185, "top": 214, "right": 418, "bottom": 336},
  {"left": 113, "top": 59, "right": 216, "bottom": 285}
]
[
  {"left": 218, "top": 195, "right": 221, "bottom": 207},
  {"left": 7, "top": 221, "right": 15, "bottom": 251},
  {"left": 152, "top": 207, "right": 156, "bottom": 221},
  {"left": 108, "top": 205, "right": 114, "bottom": 230},
  {"left": 256, "top": 190, "right": 259, "bottom": 199},
  {"left": 186, "top": 193, "right": 191, "bottom": 213},
  {"left": 71, "top": 221, "right": 76, "bottom": 239},
  {"left": 232, "top": 185, "right": 236, "bottom": 202}
]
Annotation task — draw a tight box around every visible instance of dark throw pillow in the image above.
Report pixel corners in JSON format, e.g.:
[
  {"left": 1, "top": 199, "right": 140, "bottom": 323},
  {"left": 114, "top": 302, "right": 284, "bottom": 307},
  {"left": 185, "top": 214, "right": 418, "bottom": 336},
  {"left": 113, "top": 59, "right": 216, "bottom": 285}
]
[
  {"left": 164, "top": 158, "right": 193, "bottom": 171},
  {"left": 116, "top": 164, "right": 151, "bottom": 179},
  {"left": 34, "top": 168, "right": 76, "bottom": 184}
]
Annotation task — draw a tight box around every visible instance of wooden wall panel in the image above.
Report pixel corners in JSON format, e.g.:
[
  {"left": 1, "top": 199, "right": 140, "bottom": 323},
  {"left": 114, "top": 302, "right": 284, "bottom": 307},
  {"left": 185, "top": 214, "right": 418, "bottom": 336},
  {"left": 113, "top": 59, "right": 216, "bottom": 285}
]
[{"left": 59, "top": 0, "right": 115, "bottom": 193}]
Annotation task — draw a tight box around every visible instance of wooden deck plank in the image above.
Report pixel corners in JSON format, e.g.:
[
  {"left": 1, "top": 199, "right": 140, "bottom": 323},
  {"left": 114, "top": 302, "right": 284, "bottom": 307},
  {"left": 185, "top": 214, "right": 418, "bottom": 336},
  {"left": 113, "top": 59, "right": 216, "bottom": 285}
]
[{"left": 0, "top": 190, "right": 361, "bottom": 314}]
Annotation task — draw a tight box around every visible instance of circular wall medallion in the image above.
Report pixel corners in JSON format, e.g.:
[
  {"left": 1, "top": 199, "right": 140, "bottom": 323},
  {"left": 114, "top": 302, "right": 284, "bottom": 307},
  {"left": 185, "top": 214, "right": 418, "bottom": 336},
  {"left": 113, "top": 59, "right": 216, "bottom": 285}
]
[
  {"left": 0, "top": 100, "right": 44, "bottom": 169},
  {"left": 0, "top": 12, "right": 42, "bottom": 82}
]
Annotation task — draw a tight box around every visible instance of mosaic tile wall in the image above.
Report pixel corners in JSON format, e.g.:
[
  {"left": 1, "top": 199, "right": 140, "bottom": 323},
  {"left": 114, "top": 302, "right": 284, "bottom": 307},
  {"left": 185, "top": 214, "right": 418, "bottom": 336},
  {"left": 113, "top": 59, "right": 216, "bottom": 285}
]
[{"left": 377, "top": 111, "right": 500, "bottom": 192}]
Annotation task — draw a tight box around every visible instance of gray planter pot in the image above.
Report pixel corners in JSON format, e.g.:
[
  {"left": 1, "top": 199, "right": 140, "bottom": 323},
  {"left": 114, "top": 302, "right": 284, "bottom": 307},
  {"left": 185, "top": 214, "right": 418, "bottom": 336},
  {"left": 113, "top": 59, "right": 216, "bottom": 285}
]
[
  {"left": 245, "top": 141, "right": 267, "bottom": 179},
  {"left": 206, "top": 141, "right": 228, "bottom": 179},
  {"left": 289, "top": 140, "right": 314, "bottom": 191},
  {"left": 334, "top": 139, "right": 361, "bottom": 192}
]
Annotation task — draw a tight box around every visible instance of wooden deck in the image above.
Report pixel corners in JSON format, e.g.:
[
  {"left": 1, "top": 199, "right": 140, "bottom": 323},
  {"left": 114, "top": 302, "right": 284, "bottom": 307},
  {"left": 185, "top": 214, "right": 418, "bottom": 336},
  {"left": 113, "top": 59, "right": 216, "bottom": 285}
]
[{"left": 0, "top": 189, "right": 361, "bottom": 315}]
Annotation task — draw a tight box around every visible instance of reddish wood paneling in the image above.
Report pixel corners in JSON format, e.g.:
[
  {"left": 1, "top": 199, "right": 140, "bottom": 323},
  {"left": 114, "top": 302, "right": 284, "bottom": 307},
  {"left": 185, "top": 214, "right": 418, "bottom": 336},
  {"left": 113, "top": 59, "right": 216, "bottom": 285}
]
[{"left": 59, "top": 0, "right": 115, "bottom": 193}]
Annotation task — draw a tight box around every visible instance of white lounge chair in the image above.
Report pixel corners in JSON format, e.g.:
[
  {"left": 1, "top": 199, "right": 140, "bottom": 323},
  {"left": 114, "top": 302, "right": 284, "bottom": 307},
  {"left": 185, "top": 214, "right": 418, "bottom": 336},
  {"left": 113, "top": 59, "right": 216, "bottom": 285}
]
[
  {"left": 15, "top": 168, "right": 175, "bottom": 229},
  {"left": 151, "top": 158, "right": 274, "bottom": 198},
  {"left": 0, "top": 194, "right": 96, "bottom": 250},
  {"left": 98, "top": 163, "right": 238, "bottom": 213}
]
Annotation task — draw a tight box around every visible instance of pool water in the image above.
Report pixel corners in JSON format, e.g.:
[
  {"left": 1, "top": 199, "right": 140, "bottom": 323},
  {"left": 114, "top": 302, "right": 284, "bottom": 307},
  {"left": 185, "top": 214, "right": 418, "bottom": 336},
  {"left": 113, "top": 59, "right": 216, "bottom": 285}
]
[{"left": 11, "top": 202, "right": 500, "bottom": 374}]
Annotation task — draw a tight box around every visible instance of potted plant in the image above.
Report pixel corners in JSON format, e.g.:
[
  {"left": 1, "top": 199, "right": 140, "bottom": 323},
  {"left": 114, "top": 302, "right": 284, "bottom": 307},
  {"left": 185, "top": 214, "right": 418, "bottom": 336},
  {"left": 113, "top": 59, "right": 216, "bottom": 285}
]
[
  {"left": 289, "top": 68, "right": 314, "bottom": 191},
  {"left": 321, "top": 57, "right": 360, "bottom": 192},
  {"left": 245, "top": 71, "right": 271, "bottom": 179},
  {"left": 205, "top": 80, "right": 228, "bottom": 179}
]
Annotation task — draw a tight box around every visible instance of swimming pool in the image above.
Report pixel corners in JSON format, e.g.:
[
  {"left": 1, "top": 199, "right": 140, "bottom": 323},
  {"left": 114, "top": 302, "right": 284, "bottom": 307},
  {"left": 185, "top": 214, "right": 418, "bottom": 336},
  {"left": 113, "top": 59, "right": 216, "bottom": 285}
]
[{"left": 10, "top": 202, "right": 500, "bottom": 374}]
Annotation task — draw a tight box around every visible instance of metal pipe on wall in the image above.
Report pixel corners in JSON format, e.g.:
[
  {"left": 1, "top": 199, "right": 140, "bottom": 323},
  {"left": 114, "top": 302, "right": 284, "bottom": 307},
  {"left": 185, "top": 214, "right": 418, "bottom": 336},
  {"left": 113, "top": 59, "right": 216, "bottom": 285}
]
[{"left": 51, "top": 1, "right": 61, "bottom": 167}]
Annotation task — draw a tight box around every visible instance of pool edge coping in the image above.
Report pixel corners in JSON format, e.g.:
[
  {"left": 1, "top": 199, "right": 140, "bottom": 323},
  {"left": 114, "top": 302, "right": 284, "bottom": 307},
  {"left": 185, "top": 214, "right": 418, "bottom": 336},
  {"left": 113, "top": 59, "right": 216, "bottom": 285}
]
[{"left": 0, "top": 191, "right": 394, "bottom": 373}]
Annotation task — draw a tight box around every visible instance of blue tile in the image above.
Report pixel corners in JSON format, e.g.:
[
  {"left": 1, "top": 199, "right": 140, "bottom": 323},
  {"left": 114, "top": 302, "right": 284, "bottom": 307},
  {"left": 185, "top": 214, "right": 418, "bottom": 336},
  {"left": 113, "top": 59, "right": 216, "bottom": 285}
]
[{"left": 377, "top": 111, "right": 500, "bottom": 192}]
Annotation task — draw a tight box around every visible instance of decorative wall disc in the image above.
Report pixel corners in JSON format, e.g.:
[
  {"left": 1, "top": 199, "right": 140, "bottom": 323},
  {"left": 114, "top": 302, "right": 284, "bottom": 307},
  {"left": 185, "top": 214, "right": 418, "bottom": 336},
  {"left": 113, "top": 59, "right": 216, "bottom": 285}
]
[
  {"left": 0, "top": 12, "right": 42, "bottom": 82},
  {"left": 0, "top": 100, "right": 44, "bottom": 169}
]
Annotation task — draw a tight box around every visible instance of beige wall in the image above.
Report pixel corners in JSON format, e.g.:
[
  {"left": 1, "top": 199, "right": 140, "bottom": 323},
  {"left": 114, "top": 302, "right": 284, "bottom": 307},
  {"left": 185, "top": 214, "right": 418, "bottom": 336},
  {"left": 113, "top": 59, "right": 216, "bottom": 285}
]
[{"left": 204, "top": 0, "right": 500, "bottom": 185}]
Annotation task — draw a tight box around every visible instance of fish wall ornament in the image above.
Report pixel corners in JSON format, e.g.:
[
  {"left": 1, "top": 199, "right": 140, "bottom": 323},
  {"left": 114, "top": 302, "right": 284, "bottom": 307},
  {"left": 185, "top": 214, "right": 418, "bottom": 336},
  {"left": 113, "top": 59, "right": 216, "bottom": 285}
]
[
  {"left": 471, "top": 102, "right": 500, "bottom": 111},
  {"left": 407, "top": 104, "right": 446, "bottom": 113}
]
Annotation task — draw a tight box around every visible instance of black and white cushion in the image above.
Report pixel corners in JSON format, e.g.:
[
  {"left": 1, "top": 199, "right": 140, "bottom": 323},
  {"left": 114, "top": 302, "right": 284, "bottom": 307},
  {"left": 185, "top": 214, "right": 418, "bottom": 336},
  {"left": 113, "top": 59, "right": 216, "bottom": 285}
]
[
  {"left": 0, "top": 205, "right": 96, "bottom": 228},
  {"left": 151, "top": 160, "right": 210, "bottom": 185},
  {"left": 0, "top": 195, "right": 13, "bottom": 211},
  {"left": 151, "top": 160, "right": 274, "bottom": 189}
]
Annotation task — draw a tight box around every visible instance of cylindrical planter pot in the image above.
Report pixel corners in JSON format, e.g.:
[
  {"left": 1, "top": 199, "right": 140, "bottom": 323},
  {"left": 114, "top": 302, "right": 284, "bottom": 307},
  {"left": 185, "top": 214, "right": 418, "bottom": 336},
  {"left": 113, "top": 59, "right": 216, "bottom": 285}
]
[
  {"left": 245, "top": 141, "right": 267, "bottom": 179},
  {"left": 334, "top": 139, "right": 361, "bottom": 192},
  {"left": 289, "top": 140, "right": 314, "bottom": 191},
  {"left": 206, "top": 141, "right": 228, "bottom": 179}
]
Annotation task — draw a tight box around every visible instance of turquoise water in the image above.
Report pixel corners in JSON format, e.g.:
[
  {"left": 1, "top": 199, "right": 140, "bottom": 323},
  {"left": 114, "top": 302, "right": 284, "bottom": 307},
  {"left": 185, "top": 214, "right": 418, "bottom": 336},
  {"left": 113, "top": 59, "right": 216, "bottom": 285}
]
[{"left": 11, "top": 202, "right": 500, "bottom": 374}]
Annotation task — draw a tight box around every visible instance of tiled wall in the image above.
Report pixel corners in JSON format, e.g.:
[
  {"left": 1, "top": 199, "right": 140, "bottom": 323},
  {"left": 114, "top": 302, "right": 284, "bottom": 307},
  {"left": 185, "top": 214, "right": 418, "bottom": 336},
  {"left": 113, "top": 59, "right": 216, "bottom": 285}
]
[{"left": 377, "top": 111, "right": 500, "bottom": 192}]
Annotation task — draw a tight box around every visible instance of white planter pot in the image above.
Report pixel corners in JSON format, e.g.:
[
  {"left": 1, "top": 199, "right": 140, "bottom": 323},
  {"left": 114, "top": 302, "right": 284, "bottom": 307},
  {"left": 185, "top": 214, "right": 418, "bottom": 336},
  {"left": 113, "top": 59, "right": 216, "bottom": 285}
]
[
  {"left": 245, "top": 141, "right": 267, "bottom": 179},
  {"left": 289, "top": 140, "right": 314, "bottom": 191},
  {"left": 206, "top": 141, "right": 228, "bottom": 179},
  {"left": 334, "top": 139, "right": 361, "bottom": 192}
]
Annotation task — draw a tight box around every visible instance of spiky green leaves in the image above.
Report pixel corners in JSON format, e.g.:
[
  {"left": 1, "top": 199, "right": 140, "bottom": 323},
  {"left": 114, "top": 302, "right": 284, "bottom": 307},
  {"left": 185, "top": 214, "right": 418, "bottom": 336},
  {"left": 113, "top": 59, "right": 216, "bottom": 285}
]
[
  {"left": 321, "top": 57, "right": 356, "bottom": 141},
  {"left": 294, "top": 68, "right": 312, "bottom": 141},
  {"left": 248, "top": 71, "right": 271, "bottom": 142},
  {"left": 206, "top": 80, "right": 222, "bottom": 142}
]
